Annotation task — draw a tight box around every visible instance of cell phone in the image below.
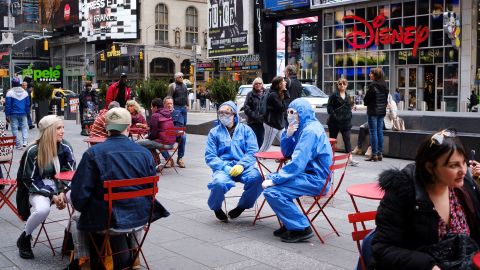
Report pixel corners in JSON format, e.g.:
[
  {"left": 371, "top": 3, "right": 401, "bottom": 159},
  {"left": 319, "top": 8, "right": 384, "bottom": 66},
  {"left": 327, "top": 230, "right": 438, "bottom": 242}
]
[{"left": 470, "top": 150, "right": 476, "bottom": 162}]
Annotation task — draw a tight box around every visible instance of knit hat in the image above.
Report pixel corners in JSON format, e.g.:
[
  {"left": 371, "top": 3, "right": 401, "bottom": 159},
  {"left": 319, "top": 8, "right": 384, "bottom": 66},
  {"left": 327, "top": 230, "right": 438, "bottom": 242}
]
[
  {"left": 105, "top": 108, "right": 131, "bottom": 132},
  {"left": 11, "top": 77, "right": 21, "bottom": 87},
  {"left": 38, "top": 115, "right": 62, "bottom": 133}
]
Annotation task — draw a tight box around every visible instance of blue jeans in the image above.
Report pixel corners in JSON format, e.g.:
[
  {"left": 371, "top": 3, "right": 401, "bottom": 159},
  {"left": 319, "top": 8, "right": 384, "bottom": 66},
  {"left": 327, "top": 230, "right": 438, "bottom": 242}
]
[
  {"left": 174, "top": 105, "right": 187, "bottom": 126},
  {"left": 367, "top": 115, "right": 384, "bottom": 155},
  {"left": 10, "top": 114, "right": 28, "bottom": 147}
]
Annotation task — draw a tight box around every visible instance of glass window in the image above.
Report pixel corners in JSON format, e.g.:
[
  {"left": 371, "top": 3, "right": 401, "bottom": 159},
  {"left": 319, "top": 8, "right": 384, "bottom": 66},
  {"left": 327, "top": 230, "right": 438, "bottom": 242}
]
[
  {"left": 417, "top": 0, "right": 429, "bottom": 14},
  {"left": 407, "top": 52, "right": 418, "bottom": 65},
  {"left": 391, "top": 3, "right": 402, "bottom": 18},
  {"left": 335, "top": 10, "right": 344, "bottom": 25},
  {"left": 355, "top": 8, "right": 365, "bottom": 19},
  {"left": 444, "top": 81, "right": 458, "bottom": 96},
  {"left": 403, "top": 2, "right": 415, "bottom": 17},
  {"left": 446, "top": 0, "right": 460, "bottom": 14},
  {"left": 430, "top": 31, "right": 443, "bottom": 47},
  {"left": 379, "top": 5, "right": 390, "bottom": 19},
  {"left": 324, "top": 40, "right": 333, "bottom": 53},
  {"left": 356, "top": 67, "right": 366, "bottom": 81},
  {"left": 324, "top": 13, "right": 334, "bottom": 26},
  {"left": 335, "top": 40, "right": 344, "bottom": 52},
  {"left": 367, "top": 6, "right": 377, "bottom": 21},
  {"left": 434, "top": 48, "right": 444, "bottom": 64},
  {"left": 324, "top": 27, "right": 333, "bottom": 40},
  {"left": 185, "top": 7, "right": 198, "bottom": 46},
  {"left": 445, "top": 64, "right": 458, "bottom": 80},
  {"left": 155, "top": 4, "right": 168, "bottom": 45},
  {"left": 444, "top": 97, "right": 457, "bottom": 112},
  {"left": 437, "top": 67, "right": 444, "bottom": 88},
  {"left": 445, "top": 48, "right": 458, "bottom": 62},
  {"left": 324, "top": 68, "right": 334, "bottom": 81},
  {"left": 417, "top": 16, "right": 428, "bottom": 27},
  {"left": 335, "top": 25, "right": 344, "bottom": 38},
  {"left": 324, "top": 55, "right": 334, "bottom": 68}
]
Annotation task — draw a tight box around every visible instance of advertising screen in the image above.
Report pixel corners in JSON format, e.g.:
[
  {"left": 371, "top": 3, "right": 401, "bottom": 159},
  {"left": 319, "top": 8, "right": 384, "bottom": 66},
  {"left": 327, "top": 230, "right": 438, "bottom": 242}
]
[
  {"left": 264, "top": 0, "right": 309, "bottom": 11},
  {"left": 54, "top": 0, "right": 79, "bottom": 29},
  {"left": 79, "top": 0, "right": 138, "bottom": 42},
  {"left": 208, "top": 0, "right": 253, "bottom": 58}
]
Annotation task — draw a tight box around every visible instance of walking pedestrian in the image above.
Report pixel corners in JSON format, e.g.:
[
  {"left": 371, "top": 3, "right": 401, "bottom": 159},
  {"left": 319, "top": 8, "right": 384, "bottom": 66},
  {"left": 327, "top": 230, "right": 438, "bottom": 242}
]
[
  {"left": 243, "top": 77, "right": 265, "bottom": 148},
  {"left": 284, "top": 65, "right": 302, "bottom": 106},
  {"left": 5, "top": 78, "right": 30, "bottom": 149},
  {"left": 168, "top": 72, "right": 189, "bottom": 126}
]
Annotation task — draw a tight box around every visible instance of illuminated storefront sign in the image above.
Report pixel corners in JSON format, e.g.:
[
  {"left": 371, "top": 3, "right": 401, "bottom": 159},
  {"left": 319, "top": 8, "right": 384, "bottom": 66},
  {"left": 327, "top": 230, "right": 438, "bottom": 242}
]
[{"left": 343, "top": 14, "right": 429, "bottom": 56}]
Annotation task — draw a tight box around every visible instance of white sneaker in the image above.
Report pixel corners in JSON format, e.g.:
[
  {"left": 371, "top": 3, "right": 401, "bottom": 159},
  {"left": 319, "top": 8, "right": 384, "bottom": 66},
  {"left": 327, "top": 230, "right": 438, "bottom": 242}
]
[{"left": 349, "top": 159, "right": 360, "bottom": 167}]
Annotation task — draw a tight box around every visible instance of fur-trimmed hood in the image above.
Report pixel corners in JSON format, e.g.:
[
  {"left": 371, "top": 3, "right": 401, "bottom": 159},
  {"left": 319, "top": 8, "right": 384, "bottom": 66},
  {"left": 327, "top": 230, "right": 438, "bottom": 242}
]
[{"left": 378, "top": 163, "right": 417, "bottom": 199}]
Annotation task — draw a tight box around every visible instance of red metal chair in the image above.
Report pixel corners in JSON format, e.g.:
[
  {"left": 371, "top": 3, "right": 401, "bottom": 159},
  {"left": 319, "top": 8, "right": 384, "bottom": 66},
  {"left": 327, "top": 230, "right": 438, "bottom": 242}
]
[
  {"left": 89, "top": 175, "right": 159, "bottom": 270},
  {"left": 295, "top": 153, "right": 350, "bottom": 244},
  {"left": 0, "top": 178, "right": 21, "bottom": 220},
  {"left": 348, "top": 211, "right": 377, "bottom": 270},
  {"left": 0, "top": 136, "right": 16, "bottom": 179},
  {"left": 158, "top": 127, "right": 186, "bottom": 174}
]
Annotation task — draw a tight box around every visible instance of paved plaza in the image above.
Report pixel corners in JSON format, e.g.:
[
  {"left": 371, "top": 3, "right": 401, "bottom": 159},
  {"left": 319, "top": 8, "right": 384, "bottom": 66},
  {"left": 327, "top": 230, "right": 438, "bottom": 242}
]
[{"left": 0, "top": 113, "right": 412, "bottom": 270}]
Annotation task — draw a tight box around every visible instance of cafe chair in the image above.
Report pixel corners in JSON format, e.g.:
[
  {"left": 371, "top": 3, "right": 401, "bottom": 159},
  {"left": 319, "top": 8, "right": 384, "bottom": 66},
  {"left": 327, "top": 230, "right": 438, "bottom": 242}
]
[
  {"left": 0, "top": 136, "right": 16, "bottom": 179},
  {"left": 0, "top": 178, "right": 21, "bottom": 220},
  {"left": 158, "top": 127, "right": 186, "bottom": 174},
  {"left": 348, "top": 211, "right": 377, "bottom": 270},
  {"left": 89, "top": 175, "right": 159, "bottom": 270},
  {"left": 295, "top": 153, "right": 350, "bottom": 244}
]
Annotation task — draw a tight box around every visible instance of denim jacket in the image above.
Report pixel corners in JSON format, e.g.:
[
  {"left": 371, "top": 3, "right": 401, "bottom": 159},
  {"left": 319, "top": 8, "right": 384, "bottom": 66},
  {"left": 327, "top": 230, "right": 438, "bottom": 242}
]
[{"left": 71, "top": 134, "right": 157, "bottom": 231}]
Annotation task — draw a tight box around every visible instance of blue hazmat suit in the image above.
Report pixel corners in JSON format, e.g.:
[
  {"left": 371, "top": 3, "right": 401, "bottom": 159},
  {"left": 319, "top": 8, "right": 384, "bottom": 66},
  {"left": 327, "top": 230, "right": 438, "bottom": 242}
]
[
  {"left": 264, "top": 98, "right": 333, "bottom": 231},
  {"left": 205, "top": 101, "right": 263, "bottom": 211}
]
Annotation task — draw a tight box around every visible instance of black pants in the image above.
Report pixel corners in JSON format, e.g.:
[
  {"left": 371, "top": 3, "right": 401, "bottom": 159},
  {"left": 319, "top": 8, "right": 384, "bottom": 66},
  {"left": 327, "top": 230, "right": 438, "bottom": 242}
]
[
  {"left": 328, "top": 126, "right": 352, "bottom": 153},
  {"left": 357, "top": 125, "right": 369, "bottom": 148},
  {"left": 248, "top": 122, "right": 265, "bottom": 149},
  {"left": 89, "top": 233, "right": 132, "bottom": 270}
]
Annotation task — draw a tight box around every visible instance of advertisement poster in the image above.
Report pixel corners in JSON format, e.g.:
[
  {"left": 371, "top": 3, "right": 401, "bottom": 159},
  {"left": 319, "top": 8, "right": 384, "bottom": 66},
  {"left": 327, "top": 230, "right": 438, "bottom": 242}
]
[
  {"left": 310, "top": 0, "right": 368, "bottom": 9},
  {"left": 79, "top": 0, "right": 138, "bottom": 42},
  {"left": 264, "top": 0, "right": 309, "bottom": 11},
  {"left": 53, "top": 0, "right": 79, "bottom": 29},
  {"left": 208, "top": 0, "right": 253, "bottom": 58}
]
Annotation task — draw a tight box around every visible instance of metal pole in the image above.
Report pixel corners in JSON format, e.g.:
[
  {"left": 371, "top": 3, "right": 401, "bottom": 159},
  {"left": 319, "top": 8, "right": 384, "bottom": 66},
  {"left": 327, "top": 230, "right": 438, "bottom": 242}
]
[
  {"left": 8, "top": 0, "right": 12, "bottom": 89},
  {"left": 193, "top": 39, "right": 197, "bottom": 106}
]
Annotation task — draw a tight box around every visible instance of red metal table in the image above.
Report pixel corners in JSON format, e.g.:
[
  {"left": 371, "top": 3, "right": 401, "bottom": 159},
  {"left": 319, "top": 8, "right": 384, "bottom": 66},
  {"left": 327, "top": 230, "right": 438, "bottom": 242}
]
[
  {"left": 54, "top": 170, "right": 76, "bottom": 182},
  {"left": 346, "top": 182, "right": 384, "bottom": 229},
  {"left": 129, "top": 127, "right": 149, "bottom": 141},
  {"left": 473, "top": 252, "right": 480, "bottom": 269}
]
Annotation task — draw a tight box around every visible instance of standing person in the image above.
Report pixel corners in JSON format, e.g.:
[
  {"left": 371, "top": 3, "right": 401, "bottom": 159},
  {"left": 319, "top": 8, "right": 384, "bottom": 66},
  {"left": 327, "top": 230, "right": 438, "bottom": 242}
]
[
  {"left": 161, "top": 96, "right": 187, "bottom": 168},
  {"left": 5, "top": 78, "right": 30, "bottom": 149},
  {"left": 16, "top": 115, "right": 75, "bottom": 259},
  {"left": 259, "top": 76, "right": 287, "bottom": 152},
  {"left": 394, "top": 88, "right": 401, "bottom": 105},
  {"left": 168, "top": 72, "right": 189, "bottom": 126},
  {"left": 468, "top": 90, "right": 478, "bottom": 112},
  {"left": 363, "top": 68, "right": 389, "bottom": 162},
  {"left": 199, "top": 87, "right": 208, "bottom": 112},
  {"left": 22, "top": 78, "right": 35, "bottom": 129},
  {"left": 262, "top": 98, "right": 333, "bottom": 243},
  {"left": 372, "top": 129, "right": 480, "bottom": 269},
  {"left": 284, "top": 65, "right": 302, "bottom": 106},
  {"left": 188, "top": 90, "right": 195, "bottom": 109},
  {"left": 79, "top": 81, "right": 99, "bottom": 136},
  {"left": 205, "top": 101, "right": 263, "bottom": 222},
  {"left": 243, "top": 77, "right": 265, "bottom": 148},
  {"left": 327, "top": 78, "right": 358, "bottom": 166},
  {"left": 105, "top": 73, "right": 131, "bottom": 108}
]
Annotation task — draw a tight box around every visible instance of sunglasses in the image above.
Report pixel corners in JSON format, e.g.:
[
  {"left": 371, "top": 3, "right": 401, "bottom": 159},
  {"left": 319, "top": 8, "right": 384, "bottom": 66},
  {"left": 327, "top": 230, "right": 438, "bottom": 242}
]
[
  {"left": 430, "top": 129, "right": 457, "bottom": 147},
  {"left": 218, "top": 111, "right": 233, "bottom": 117},
  {"left": 338, "top": 82, "right": 346, "bottom": 86},
  {"left": 287, "top": 109, "right": 297, "bottom": 115}
]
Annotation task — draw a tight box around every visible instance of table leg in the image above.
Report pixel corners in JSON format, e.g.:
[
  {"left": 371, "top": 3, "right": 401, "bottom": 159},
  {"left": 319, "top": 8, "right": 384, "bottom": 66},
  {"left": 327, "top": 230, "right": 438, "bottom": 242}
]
[{"left": 349, "top": 194, "right": 367, "bottom": 230}]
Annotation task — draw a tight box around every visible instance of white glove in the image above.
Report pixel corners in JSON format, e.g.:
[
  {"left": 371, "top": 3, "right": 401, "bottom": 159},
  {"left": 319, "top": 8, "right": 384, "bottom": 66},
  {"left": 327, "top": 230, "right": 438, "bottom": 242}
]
[
  {"left": 286, "top": 123, "right": 299, "bottom": 137},
  {"left": 262, "top": 180, "right": 275, "bottom": 189}
]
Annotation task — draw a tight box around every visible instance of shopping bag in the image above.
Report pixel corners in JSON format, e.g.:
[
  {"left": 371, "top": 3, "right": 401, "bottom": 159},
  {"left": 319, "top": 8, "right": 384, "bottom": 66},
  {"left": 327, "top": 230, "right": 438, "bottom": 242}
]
[{"left": 392, "top": 117, "right": 406, "bottom": 131}]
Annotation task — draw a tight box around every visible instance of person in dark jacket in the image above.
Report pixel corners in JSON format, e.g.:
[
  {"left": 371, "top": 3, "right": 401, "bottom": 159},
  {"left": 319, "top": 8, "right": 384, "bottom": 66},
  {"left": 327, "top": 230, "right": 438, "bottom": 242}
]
[
  {"left": 363, "top": 68, "right": 388, "bottom": 161},
  {"left": 372, "top": 129, "right": 480, "bottom": 270},
  {"left": 327, "top": 78, "right": 358, "bottom": 166},
  {"left": 79, "top": 81, "right": 99, "bottom": 136},
  {"left": 259, "top": 76, "right": 287, "bottom": 152},
  {"left": 284, "top": 65, "right": 302, "bottom": 106},
  {"left": 168, "top": 72, "right": 189, "bottom": 126},
  {"left": 243, "top": 77, "right": 265, "bottom": 148}
]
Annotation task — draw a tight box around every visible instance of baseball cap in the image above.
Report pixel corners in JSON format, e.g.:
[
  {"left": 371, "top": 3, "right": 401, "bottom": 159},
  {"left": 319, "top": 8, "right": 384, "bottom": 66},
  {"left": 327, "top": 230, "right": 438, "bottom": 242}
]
[{"left": 105, "top": 108, "right": 131, "bottom": 132}]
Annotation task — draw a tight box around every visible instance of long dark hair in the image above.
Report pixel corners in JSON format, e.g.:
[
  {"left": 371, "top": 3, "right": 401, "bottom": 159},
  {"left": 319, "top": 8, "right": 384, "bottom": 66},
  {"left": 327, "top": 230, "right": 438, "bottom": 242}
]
[
  {"left": 370, "top": 68, "right": 385, "bottom": 83},
  {"left": 271, "top": 76, "right": 285, "bottom": 99},
  {"left": 415, "top": 129, "right": 467, "bottom": 185}
]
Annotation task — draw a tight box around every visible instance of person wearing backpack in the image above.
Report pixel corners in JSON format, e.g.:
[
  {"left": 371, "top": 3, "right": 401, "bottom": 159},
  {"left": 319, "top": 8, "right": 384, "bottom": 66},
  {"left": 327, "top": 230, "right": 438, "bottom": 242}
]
[{"left": 243, "top": 77, "right": 265, "bottom": 148}]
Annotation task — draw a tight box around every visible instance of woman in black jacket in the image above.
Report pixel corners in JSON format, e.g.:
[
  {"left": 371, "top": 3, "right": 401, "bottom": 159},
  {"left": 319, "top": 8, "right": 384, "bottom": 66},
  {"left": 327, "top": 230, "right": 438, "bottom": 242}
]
[
  {"left": 363, "top": 68, "right": 388, "bottom": 161},
  {"left": 259, "top": 76, "right": 287, "bottom": 152},
  {"left": 243, "top": 77, "right": 265, "bottom": 148},
  {"left": 372, "top": 130, "right": 480, "bottom": 270},
  {"left": 327, "top": 78, "right": 358, "bottom": 166}
]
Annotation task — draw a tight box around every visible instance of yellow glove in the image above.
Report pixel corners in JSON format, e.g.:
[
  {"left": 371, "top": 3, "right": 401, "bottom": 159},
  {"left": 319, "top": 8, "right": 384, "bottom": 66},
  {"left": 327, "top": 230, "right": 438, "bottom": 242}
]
[{"left": 229, "top": 164, "right": 244, "bottom": 177}]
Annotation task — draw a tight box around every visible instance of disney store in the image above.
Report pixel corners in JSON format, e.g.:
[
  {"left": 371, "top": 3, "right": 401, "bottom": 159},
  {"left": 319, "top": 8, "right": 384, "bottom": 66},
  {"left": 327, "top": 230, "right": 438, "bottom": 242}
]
[{"left": 316, "top": 0, "right": 472, "bottom": 112}]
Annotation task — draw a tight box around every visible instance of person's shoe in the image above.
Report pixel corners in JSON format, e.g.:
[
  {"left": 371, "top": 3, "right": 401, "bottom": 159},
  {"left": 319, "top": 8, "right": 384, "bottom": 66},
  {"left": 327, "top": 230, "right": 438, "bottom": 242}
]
[
  {"left": 22, "top": 142, "right": 27, "bottom": 147},
  {"left": 351, "top": 146, "right": 363, "bottom": 155},
  {"left": 273, "top": 226, "right": 288, "bottom": 237},
  {"left": 214, "top": 209, "right": 228, "bottom": 222},
  {"left": 155, "top": 164, "right": 163, "bottom": 173},
  {"left": 377, "top": 153, "right": 383, "bottom": 161},
  {"left": 177, "top": 158, "right": 186, "bottom": 168},
  {"left": 365, "top": 146, "right": 372, "bottom": 157},
  {"left": 132, "top": 255, "right": 141, "bottom": 269},
  {"left": 80, "top": 129, "right": 89, "bottom": 136},
  {"left": 17, "top": 231, "right": 34, "bottom": 259},
  {"left": 63, "top": 258, "right": 79, "bottom": 270},
  {"left": 349, "top": 159, "right": 360, "bottom": 167},
  {"left": 164, "top": 159, "right": 174, "bottom": 168},
  {"left": 227, "top": 207, "right": 245, "bottom": 219},
  {"left": 365, "top": 155, "right": 378, "bottom": 162},
  {"left": 29, "top": 125, "right": 35, "bottom": 130},
  {"left": 280, "top": 227, "right": 314, "bottom": 243}
]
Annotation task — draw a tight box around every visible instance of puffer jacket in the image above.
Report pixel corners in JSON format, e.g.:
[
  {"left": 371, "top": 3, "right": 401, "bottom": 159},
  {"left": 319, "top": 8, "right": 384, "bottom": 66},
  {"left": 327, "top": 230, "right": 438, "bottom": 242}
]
[
  {"left": 264, "top": 91, "right": 287, "bottom": 130},
  {"left": 243, "top": 89, "right": 264, "bottom": 124},
  {"left": 371, "top": 163, "right": 480, "bottom": 270},
  {"left": 364, "top": 81, "right": 388, "bottom": 116}
]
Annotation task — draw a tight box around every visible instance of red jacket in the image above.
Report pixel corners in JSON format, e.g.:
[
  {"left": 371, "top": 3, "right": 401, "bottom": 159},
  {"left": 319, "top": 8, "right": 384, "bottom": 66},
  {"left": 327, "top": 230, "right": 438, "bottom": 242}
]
[{"left": 105, "top": 81, "right": 131, "bottom": 108}]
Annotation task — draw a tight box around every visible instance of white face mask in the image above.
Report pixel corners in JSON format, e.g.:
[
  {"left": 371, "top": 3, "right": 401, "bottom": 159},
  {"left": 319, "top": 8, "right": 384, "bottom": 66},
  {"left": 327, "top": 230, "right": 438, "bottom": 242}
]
[
  {"left": 287, "top": 114, "right": 297, "bottom": 125},
  {"left": 219, "top": 115, "right": 233, "bottom": 127}
]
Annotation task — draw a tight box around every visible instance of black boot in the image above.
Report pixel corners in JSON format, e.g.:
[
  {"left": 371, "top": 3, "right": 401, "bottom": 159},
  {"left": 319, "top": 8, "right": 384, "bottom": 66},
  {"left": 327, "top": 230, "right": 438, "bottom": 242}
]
[
  {"left": 227, "top": 207, "right": 245, "bottom": 219},
  {"left": 214, "top": 209, "right": 228, "bottom": 222},
  {"left": 17, "top": 231, "right": 34, "bottom": 259},
  {"left": 280, "top": 227, "right": 314, "bottom": 243},
  {"left": 80, "top": 129, "right": 89, "bottom": 136},
  {"left": 364, "top": 155, "right": 378, "bottom": 162}
]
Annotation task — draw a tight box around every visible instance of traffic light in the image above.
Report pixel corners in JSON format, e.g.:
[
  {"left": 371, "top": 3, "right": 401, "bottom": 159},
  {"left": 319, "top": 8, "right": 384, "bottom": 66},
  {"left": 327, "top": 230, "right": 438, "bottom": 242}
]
[
  {"left": 43, "top": 39, "right": 48, "bottom": 51},
  {"left": 111, "top": 44, "right": 116, "bottom": 51},
  {"left": 139, "top": 51, "right": 143, "bottom": 61},
  {"left": 189, "top": 64, "right": 194, "bottom": 82},
  {"left": 100, "top": 52, "right": 105, "bottom": 61}
]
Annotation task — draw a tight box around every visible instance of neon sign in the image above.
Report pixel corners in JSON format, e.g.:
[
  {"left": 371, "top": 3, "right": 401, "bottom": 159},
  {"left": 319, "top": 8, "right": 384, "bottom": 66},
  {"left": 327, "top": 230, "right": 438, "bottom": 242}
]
[{"left": 343, "top": 14, "right": 429, "bottom": 56}]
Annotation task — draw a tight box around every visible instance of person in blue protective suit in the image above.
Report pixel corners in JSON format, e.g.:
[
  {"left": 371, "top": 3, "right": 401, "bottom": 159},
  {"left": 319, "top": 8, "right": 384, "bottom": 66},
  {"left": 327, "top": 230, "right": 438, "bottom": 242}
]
[
  {"left": 262, "top": 98, "right": 333, "bottom": 243},
  {"left": 205, "top": 101, "right": 263, "bottom": 222}
]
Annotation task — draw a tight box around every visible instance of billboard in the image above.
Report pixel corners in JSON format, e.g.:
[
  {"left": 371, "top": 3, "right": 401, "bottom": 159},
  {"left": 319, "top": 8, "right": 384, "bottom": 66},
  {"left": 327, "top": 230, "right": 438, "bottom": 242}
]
[
  {"left": 53, "top": 0, "right": 79, "bottom": 29},
  {"left": 310, "top": 0, "right": 368, "bottom": 9},
  {"left": 208, "top": 0, "right": 253, "bottom": 58},
  {"left": 79, "top": 0, "right": 138, "bottom": 42},
  {"left": 264, "top": 0, "right": 309, "bottom": 11}
]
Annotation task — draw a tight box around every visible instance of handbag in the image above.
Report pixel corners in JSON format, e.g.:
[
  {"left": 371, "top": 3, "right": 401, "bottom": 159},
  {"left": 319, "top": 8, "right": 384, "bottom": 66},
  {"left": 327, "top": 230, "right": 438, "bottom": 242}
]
[
  {"left": 420, "top": 233, "right": 479, "bottom": 270},
  {"left": 392, "top": 117, "right": 405, "bottom": 131}
]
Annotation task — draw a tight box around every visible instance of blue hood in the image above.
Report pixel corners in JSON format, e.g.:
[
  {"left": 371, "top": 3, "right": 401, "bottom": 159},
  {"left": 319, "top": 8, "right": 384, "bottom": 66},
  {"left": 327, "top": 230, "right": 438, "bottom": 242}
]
[
  {"left": 219, "top": 100, "right": 239, "bottom": 125},
  {"left": 289, "top": 98, "right": 316, "bottom": 130}
]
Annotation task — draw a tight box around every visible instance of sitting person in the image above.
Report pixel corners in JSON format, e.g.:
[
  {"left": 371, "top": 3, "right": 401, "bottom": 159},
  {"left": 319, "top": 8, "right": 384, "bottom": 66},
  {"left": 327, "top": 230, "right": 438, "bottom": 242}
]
[
  {"left": 126, "top": 100, "right": 147, "bottom": 129},
  {"left": 372, "top": 129, "right": 480, "bottom": 269},
  {"left": 205, "top": 101, "right": 263, "bottom": 222},
  {"left": 160, "top": 96, "right": 187, "bottom": 168},
  {"left": 89, "top": 101, "right": 120, "bottom": 138},
  {"left": 71, "top": 108, "right": 165, "bottom": 269},
  {"left": 262, "top": 98, "right": 333, "bottom": 243},
  {"left": 16, "top": 115, "right": 76, "bottom": 259}
]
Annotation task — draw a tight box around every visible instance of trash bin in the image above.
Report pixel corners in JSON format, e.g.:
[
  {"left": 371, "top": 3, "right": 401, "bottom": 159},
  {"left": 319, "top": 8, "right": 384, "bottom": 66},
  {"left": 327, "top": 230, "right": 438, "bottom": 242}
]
[{"left": 64, "top": 94, "right": 79, "bottom": 120}]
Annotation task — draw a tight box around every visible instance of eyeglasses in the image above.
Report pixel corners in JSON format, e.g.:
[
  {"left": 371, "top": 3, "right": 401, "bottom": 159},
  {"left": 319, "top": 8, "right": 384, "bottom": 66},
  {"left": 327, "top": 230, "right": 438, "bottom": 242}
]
[
  {"left": 287, "top": 109, "right": 297, "bottom": 115},
  {"left": 218, "top": 111, "right": 233, "bottom": 117},
  {"left": 430, "top": 129, "right": 457, "bottom": 147},
  {"left": 338, "top": 82, "right": 346, "bottom": 86}
]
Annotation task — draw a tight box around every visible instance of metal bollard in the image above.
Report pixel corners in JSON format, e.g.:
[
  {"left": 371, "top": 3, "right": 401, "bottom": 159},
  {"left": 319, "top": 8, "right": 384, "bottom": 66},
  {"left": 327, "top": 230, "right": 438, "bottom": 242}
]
[
  {"left": 440, "top": 101, "right": 446, "bottom": 112},
  {"left": 421, "top": 101, "right": 427, "bottom": 111}
]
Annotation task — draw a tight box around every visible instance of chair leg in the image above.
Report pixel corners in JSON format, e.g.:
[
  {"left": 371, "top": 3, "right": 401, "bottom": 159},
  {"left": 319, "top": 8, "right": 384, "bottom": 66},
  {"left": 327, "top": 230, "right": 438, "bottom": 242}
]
[
  {"left": 33, "top": 221, "right": 56, "bottom": 255},
  {"left": 295, "top": 198, "right": 325, "bottom": 244}
]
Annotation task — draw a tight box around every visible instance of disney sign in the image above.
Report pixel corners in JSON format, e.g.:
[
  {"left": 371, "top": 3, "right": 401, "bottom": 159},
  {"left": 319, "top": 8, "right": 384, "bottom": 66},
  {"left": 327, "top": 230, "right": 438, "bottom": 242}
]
[{"left": 343, "top": 14, "right": 429, "bottom": 56}]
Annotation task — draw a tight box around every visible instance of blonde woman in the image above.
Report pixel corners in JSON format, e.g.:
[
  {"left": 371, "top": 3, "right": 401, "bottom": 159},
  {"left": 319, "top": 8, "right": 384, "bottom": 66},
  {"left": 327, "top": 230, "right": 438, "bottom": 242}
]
[
  {"left": 126, "top": 100, "right": 147, "bottom": 128},
  {"left": 16, "top": 115, "right": 75, "bottom": 259}
]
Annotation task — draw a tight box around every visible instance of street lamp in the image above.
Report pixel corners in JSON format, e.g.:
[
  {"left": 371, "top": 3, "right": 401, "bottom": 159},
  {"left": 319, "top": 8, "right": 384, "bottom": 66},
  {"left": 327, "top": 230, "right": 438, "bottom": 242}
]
[{"left": 145, "top": 24, "right": 156, "bottom": 79}]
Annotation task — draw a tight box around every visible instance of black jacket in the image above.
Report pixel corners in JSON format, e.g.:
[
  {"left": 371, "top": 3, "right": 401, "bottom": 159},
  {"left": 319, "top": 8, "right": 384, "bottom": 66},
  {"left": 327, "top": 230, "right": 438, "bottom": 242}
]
[
  {"left": 286, "top": 76, "right": 302, "bottom": 105},
  {"left": 364, "top": 81, "right": 388, "bottom": 116},
  {"left": 243, "top": 89, "right": 264, "bottom": 125},
  {"left": 264, "top": 91, "right": 286, "bottom": 130},
  {"left": 326, "top": 91, "right": 352, "bottom": 131},
  {"left": 372, "top": 164, "right": 480, "bottom": 270}
]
